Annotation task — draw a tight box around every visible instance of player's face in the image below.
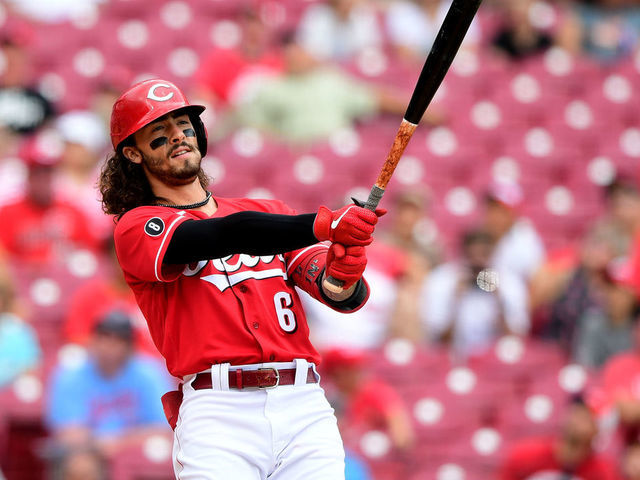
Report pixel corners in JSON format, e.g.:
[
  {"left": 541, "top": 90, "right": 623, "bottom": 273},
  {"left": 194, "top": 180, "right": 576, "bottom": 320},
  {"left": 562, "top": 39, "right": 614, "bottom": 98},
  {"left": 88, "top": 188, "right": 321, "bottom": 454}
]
[{"left": 127, "top": 112, "right": 201, "bottom": 186}]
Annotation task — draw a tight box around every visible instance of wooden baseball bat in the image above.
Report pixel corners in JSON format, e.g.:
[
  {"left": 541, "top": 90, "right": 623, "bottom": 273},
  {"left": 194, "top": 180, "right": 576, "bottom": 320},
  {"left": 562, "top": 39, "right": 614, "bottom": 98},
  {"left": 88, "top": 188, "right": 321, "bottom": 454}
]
[{"left": 324, "top": 0, "right": 484, "bottom": 293}]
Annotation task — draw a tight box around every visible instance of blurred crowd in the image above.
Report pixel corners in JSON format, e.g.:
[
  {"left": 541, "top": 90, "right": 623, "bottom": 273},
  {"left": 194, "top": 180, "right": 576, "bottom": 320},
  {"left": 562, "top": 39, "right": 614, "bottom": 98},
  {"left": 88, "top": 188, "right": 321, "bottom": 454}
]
[{"left": 0, "top": 0, "right": 640, "bottom": 479}]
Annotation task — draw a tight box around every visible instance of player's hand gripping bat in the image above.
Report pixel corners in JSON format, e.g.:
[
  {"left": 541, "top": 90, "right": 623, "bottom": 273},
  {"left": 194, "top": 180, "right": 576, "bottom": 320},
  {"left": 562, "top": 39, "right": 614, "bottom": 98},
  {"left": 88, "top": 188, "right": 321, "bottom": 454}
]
[{"left": 323, "top": 0, "right": 484, "bottom": 293}]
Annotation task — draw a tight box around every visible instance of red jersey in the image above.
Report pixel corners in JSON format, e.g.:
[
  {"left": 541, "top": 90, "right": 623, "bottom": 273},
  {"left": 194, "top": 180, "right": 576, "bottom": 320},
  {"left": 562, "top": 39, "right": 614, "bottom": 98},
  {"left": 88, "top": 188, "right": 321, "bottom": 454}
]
[
  {"left": 0, "top": 197, "right": 98, "bottom": 264},
  {"left": 499, "top": 438, "right": 620, "bottom": 480},
  {"left": 114, "top": 197, "right": 334, "bottom": 378}
]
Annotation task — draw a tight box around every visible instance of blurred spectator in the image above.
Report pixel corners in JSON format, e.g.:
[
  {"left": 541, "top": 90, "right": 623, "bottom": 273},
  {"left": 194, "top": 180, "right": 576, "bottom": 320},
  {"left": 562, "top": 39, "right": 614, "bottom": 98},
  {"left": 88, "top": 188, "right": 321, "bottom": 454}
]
[
  {"left": 64, "top": 239, "right": 157, "bottom": 356},
  {"left": 490, "top": 0, "right": 554, "bottom": 60},
  {"left": 499, "top": 400, "right": 620, "bottom": 480},
  {"left": 0, "top": 22, "right": 53, "bottom": 139},
  {"left": 235, "top": 34, "right": 422, "bottom": 145},
  {"left": 573, "top": 267, "right": 637, "bottom": 369},
  {"left": 195, "top": 9, "right": 283, "bottom": 109},
  {"left": 55, "top": 110, "right": 111, "bottom": 242},
  {"left": 420, "top": 228, "right": 529, "bottom": 358},
  {"left": 559, "top": 0, "right": 640, "bottom": 62},
  {"left": 91, "top": 68, "right": 135, "bottom": 132},
  {"left": 385, "top": 0, "right": 480, "bottom": 63},
  {"left": 0, "top": 264, "right": 40, "bottom": 387},
  {"left": 302, "top": 241, "right": 419, "bottom": 349},
  {"left": 589, "top": 323, "right": 640, "bottom": 450},
  {"left": 483, "top": 181, "right": 545, "bottom": 284},
  {"left": 592, "top": 177, "right": 640, "bottom": 260},
  {"left": 4, "top": 0, "right": 105, "bottom": 24},
  {"left": 382, "top": 188, "right": 443, "bottom": 269},
  {"left": 321, "top": 348, "right": 415, "bottom": 451},
  {"left": 377, "top": 188, "right": 440, "bottom": 342},
  {"left": 297, "top": 0, "right": 383, "bottom": 62},
  {"left": 0, "top": 132, "right": 99, "bottom": 265},
  {"left": 45, "top": 310, "right": 170, "bottom": 458},
  {"left": 540, "top": 228, "right": 617, "bottom": 352}
]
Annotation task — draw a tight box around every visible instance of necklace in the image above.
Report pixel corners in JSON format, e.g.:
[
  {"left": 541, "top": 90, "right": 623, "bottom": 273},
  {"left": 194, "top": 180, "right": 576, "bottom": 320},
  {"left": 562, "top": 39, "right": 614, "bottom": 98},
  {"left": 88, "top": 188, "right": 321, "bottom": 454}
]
[{"left": 156, "top": 190, "right": 212, "bottom": 209}]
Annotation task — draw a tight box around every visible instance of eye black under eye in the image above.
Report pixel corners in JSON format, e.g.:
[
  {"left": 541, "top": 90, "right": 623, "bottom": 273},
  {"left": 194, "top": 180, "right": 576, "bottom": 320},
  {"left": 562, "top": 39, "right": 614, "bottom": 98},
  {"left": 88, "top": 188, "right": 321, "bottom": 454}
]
[{"left": 150, "top": 136, "right": 168, "bottom": 150}]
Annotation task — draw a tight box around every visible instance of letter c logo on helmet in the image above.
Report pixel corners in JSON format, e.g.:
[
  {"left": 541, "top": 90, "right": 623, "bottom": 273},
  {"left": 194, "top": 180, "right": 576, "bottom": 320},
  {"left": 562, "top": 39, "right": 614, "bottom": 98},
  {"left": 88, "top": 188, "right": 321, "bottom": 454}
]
[
  {"left": 110, "top": 79, "right": 208, "bottom": 156},
  {"left": 147, "top": 83, "right": 175, "bottom": 102}
]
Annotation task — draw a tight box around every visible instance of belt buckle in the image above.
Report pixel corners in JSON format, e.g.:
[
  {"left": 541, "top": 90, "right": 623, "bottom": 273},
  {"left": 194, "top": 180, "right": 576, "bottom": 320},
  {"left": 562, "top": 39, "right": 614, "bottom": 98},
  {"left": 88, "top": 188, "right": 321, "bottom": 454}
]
[{"left": 257, "top": 368, "right": 280, "bottom": 389}]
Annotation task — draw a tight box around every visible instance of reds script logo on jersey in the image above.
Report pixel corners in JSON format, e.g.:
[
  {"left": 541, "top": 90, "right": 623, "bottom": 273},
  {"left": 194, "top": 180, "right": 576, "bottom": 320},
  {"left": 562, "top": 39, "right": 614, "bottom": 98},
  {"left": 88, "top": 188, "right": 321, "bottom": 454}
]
[{"left": 183, "top": 254, "right": 287, "bottom": 292}]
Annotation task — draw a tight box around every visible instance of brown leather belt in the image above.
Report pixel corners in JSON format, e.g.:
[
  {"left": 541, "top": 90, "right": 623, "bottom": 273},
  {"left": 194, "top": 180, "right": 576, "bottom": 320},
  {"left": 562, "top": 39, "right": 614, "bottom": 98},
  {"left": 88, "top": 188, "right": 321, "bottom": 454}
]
[{"left": 191, "top": 367, "right": 317, "bottom": 390}]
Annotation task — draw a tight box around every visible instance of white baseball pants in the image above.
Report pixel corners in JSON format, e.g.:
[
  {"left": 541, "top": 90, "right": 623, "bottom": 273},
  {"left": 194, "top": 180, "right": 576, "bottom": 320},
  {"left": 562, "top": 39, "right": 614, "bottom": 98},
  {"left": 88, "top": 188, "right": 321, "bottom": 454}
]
[{"left": 172, "top": 360, "right": 345, "bottom": 479}]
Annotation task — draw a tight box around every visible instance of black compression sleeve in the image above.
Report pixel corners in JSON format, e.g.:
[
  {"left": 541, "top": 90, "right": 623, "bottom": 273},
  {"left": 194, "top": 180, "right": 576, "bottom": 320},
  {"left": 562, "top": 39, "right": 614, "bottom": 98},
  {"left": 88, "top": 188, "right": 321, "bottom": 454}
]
[{"left": 163, "top": 211, "right": 318, "bottom": 264}]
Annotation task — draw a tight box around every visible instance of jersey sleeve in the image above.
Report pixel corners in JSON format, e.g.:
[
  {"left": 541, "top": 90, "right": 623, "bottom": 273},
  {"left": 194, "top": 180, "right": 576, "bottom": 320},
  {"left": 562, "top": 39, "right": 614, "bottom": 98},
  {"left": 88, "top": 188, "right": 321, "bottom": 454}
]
[{"left": 114, "top": 208, "right": 192, "bottom": 283}]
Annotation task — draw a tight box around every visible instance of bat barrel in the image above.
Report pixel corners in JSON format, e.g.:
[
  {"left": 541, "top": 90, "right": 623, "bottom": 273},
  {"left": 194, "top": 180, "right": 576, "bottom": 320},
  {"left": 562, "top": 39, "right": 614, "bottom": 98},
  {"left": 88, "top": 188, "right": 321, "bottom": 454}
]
[{"left": 404, "top": 0, "right": 483, "bottom": 125}]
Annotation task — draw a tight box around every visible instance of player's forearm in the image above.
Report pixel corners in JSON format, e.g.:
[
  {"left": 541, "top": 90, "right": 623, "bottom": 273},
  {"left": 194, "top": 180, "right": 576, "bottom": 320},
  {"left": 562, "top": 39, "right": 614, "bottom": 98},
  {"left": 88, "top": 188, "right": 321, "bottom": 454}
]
[{"left": 164, "top": 212, "right": 318, "bottom": 264}]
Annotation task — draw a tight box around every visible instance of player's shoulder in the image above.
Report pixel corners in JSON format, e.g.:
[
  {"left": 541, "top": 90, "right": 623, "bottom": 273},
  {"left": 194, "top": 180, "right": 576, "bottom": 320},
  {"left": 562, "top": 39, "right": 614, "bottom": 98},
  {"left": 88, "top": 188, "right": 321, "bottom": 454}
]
[
  {"left": 217, "top": 196, "right": 297, "bottom": 215},
  {"left": 114, "top": 206, "right": 187, "bottom": 237}
]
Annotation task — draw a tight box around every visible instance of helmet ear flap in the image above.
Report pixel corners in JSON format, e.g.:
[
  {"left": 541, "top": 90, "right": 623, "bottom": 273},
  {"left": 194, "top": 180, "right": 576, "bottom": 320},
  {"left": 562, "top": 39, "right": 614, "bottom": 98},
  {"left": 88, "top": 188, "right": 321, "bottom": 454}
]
[{"left": 190, "top": 113, "right": 208, "bottom": 157}]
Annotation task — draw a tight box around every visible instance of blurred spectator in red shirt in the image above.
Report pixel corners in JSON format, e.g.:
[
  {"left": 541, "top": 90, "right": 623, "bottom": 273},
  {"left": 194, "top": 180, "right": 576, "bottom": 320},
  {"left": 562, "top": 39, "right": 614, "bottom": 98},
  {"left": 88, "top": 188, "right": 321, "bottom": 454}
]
[
  {"left": 500, "top": 400, "right": 620, "bottom": 480},
  {"left": 194, "top": 8, "right": 283, "bottom": 109},
  {"left": 64, "top": 239, "right": 157, "bottom": 356},
  {"left": 0, "top": 132, "right": 98, "bottom": 266},
  {"left": 296, "top": 0, "right": 383, "bottom": 62},
  {"left": 321, "top": 348, "right": 414, "bottom": 451},
  {"left": 589, "top": 324, "right": 640, "bottom": 450}
]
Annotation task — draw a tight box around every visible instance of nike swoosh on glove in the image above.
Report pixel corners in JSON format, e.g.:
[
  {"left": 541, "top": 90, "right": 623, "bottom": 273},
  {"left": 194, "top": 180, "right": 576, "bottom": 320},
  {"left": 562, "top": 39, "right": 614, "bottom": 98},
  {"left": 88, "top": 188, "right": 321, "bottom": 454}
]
[
  {"left": 325, "top": 244, "right": 367, "bottom": 290},
  {"left": 314, "top": 204, "right": 386, "bottom": 246}
]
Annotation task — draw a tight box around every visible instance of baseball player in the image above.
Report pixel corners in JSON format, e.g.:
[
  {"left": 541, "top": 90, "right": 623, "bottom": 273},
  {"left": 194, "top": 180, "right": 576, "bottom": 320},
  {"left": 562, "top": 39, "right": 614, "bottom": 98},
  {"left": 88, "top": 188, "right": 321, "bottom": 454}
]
[{"left": 98, "top": 79, "right": 383, "bottom": 479}]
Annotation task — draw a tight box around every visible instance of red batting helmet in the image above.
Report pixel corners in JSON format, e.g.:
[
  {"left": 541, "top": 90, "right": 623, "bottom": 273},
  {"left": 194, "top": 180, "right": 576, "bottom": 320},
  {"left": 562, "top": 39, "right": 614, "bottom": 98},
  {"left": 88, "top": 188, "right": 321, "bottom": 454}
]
[{"left": 110, "top": 79, "right": 207, "bottom": 156}]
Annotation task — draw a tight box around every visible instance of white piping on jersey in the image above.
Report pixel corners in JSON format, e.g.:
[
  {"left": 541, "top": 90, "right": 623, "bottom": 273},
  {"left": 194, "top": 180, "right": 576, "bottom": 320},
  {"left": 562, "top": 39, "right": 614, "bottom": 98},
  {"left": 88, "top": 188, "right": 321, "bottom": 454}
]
[
  {"left": 201, "top": 268, "right": 286, "bottom": 292},
  {"left": 286, "top": 244, "right": 328, "bottom": 275},
  {"left": 154, "top": 214, "right": 187, "bottom": 282}
]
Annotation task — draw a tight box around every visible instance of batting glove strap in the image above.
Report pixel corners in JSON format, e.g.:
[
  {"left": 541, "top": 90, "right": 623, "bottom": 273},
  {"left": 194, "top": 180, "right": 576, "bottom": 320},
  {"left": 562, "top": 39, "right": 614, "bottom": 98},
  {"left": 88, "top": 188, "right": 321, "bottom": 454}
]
[
  {"left": 313, "top": 204, "right": 378, "bottom": 246},
  {"left": 316, "top": 269, "right": 370, "bottom": 313}
]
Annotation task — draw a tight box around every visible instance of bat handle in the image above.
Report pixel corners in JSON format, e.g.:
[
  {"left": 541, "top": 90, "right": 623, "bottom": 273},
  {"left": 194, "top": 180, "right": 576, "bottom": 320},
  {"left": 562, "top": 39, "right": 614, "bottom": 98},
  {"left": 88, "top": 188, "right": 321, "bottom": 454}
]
[{"left": 322, "top": 185, "right": 386, "bottom": 294}]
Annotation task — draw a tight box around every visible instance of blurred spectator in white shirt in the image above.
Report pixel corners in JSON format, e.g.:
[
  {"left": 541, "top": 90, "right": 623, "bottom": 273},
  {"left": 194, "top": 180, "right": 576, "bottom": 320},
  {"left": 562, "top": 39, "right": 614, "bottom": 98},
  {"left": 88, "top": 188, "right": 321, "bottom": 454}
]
[
  {"left": 55, "top": 110, "right": 112, "bottom": 243},
  {"left": 483, "top": 181, "right": 545, "bottom": 283},
  {"left": 421, "top": 229, "right": 529, "bottom": 358},
  {"left": 302, "top": 242, "right": 416, "bottom": 350},
  {"left": 385, "top": 0, "right": 480, "bottom": 63},
  {"left": 4, "top": 0, "right": 105, "bottom": 23},
  {"left": 297, "top": 0, "right": 383, "bottom": 62}
]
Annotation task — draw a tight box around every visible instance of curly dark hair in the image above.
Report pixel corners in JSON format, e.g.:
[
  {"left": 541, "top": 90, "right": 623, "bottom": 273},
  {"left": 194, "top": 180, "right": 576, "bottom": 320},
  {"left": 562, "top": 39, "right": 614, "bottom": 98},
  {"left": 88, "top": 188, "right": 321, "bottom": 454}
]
[{"left": 99, "top": 140, "right": 210, "bottom": 219}]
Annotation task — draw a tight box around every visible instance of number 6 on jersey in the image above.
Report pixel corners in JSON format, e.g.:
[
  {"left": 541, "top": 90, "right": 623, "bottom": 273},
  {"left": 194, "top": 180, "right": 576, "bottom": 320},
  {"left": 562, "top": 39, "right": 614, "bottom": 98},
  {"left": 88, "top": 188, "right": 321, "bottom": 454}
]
[{"left": 274, "top": 291, "right": 297, "bottom": 333}]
